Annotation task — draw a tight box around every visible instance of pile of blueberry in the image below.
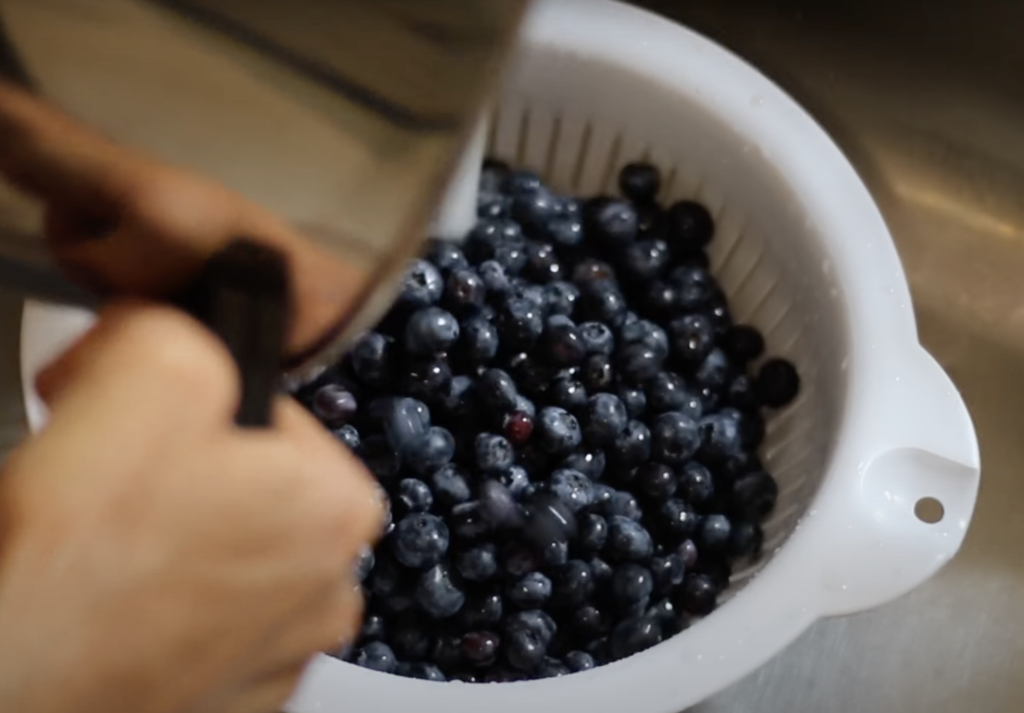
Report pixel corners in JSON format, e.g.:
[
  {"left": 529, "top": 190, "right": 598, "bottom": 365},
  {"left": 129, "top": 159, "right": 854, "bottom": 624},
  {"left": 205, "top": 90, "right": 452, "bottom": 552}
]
[{"left": 294, "top": 159, "right": 799, "bottom": 683}]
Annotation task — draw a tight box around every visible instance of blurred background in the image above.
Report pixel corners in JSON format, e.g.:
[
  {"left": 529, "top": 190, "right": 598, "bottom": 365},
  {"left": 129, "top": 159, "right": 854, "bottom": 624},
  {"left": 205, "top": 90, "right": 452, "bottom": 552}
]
[{"left": 0, "top": 0, "right": 1020, "bottom": 710}]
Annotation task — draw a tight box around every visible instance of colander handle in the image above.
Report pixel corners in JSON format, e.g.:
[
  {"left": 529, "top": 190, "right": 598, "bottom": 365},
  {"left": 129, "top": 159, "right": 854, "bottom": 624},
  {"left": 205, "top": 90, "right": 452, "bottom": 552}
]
[{"left": 815, "top": 349, "right": 980, "bottom": 617}]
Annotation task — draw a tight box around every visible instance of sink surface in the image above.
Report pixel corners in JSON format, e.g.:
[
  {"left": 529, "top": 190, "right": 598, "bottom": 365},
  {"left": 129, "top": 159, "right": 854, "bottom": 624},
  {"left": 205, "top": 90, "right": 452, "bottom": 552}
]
[
  {"left": 632, "top": 0, "right": 1024, "bottom": 711},
  {"left": 0, "top": 0, "right": 1019, "bottom": 711}
]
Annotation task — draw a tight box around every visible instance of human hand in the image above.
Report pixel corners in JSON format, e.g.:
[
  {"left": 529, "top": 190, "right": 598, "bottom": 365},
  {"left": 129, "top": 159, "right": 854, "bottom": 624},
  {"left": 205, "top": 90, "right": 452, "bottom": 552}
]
[{"left": 0, "top": 302, "right": 383, "bottom": 713}]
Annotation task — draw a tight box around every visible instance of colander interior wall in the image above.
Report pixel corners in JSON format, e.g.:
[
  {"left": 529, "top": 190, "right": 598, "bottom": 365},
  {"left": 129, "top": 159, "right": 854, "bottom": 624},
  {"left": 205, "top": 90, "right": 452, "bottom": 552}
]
[{"left": 488, "top": 44, "right": 850, "bottom": 590}]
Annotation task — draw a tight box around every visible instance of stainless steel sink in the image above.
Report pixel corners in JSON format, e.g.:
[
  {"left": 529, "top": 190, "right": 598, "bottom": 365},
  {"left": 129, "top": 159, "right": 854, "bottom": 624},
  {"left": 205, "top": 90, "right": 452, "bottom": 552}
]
[
  {"left": 0, "top": 1, "right": 1019, "bottom": 711},
  {"left": 631, "top": 0, "right": 1024, "bottom": 710}
]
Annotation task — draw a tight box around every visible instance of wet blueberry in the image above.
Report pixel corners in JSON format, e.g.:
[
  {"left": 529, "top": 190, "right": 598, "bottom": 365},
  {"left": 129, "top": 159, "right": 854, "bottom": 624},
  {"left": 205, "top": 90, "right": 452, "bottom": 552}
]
[
  {"left": 612, "top": 563, "right": 654, "bottom": 615},
  {"left": 450, "top": 501, "right": 492, "bottom": 540},
  {"left": 430, "top": 464, "right": 472, "bottom": 508},
  {"left": 404, "top": 307, "right": 460, "bottom": 357},
  {"left": 548, "top": 468, "right": 594, "bottom": 513},
  {"left": 537, "top": 658, "right": 571, "bottom": 678},
  {"left": 731, "top": 471, "right": 779, "bottom": 519},
  {"left": 677, "top": 573, "right": 718, "bottom": 616},
  {"left": 548, "top": 372, "right": 589, "bottom": 412},
  {"left": 561, "top": 448, "right": 606, "bottom": 481},
  {"left": 460, "top": 593, "right": 504, "bottom": 629},
  {"left": 756, "top": 358, "right": 800, "bottom": 408},
  {"left": 580, "top": 354, "right": 615, "bottom": 393},
  {"left": 584, "top": 197, "right": 639, "bottom": 249},
  {"left": 577, "top": 514, "right": 609, "bottom": 554},
  {"left": 497, "top": 296, "right": 544, "bottom": 350},
  {"left": 617, "top": 342, "right": 665, "bottom": 383},
  {"left": 361, "top": 612, "right": 387, "bottom": 641},
  {"left": 462, "top": 631, "right": 502, "bottom": 667},
  {"left": 505, "top": 628, "right": 547, "bottom": 672},
  {"left": 425, "top": 239, "right": 469, "bottom": 274},
  {"left": 650, "top": 552, "right": 686, "bottom": 594},
  {"left": 609, "top": 614, "right": 663, "bottom": 659},
  {"left": 611, "top": 420, "right": 652, "bottom": 467},
  {"left": 727, "top": 374, "right": 761, "bottom": 412},
  {"left": 524, "top": 241, "right": 563, "bottom": 283},
  {"left": 355, "top": 641, "right": 398, "bottom": 674},
  {"left": 405, "top": 427, "right": 455, "bottom": 475},
  {"left": 474, "top": 433, "right": 514, "bottom": 474},
  {"left": 396, "top": 478, "right": 433, "bottom": 515},
  {"left": 565, "top": 650, "right": 597, "bottom": 673},
  {"left": 659, "top": 499, "right": 699, "bottom": 540},
  {"left": 498, "top": 465, "right": 532, "bottom": 500},
  {"left": 543, "top": 280, "right": 580, "bottom": 317},
  {"left": 456, "top": 543, "right": 499, "bottom": 582},
  {"left": 445, "top": 267, "right": 486, "bottom": 314},
  {"left": 583, "top": 393, "right": 629, "bottom": 447},
  {"left": 508, "top": 572, "right": 553, "bottom": 609},
  {"left": 678, "top": 461, "right": 714, "bottom": 506},
  {"left": 399, "top": 259, "right": 444, "bottom": 309},
  {"left": 635, "top": 462, "right": 678, "bottom": 500},
  {"left": 312, "top": 384, "right": 358, "bottom": 425},
  {"left": 577, "top": 321, "right": 615, "bottom": 356},
  {"left": 668, "top": 266, "right": 717, "bottom": 312},
  {"left": 604, "top": 516, "right": 654, "bottom": 562},
  {"left": 512, "top": 187, "right": 560, "bottom": 236},
  {"left": 392, "top": 513, "right": 449, "bottom": 569},
  {"left": 650, "top": 411, "right": 701, "bottom": 465},
  {"left": 540, "top": 315, "right": 586, "bottom": 367},
  {"left": 698, "top": 411, "right": 743, "bottom": 464},
  {"left": 456, "top": 317, "right": 499, "bottom": 365},
  {"left": 477, "top": 369, "right": 519, "bottom": 412},
  {"left": 351, "top": 332, "right": 393, "bottom": 387},
  {"left": 382, "top": 397, "right": 429, "bottom": 458},
  {"left": 537, "top": 407, "right": 583, "bottom": 454},
  {"left": 502, "top": 410, "right": 534, "bottom": 447},
  {"left": 333, "top": 423, "right": 361, "bottom": 452},
  {"left": 728, "top": 519, "right": 764, "bottom": 558},
  {"left": 416, "top": 564, "right": 465, "bottom": 619},
  {"left": 695, "top": 348, "right": 731, "bottom": 392},
  {"left": 670, "top": 313, "right": 715, "bottom": 366},
  {"left": 697, "top": 514, "right": 732, "bottom": 555},
  {"left": 578, "top": 282, "right": 628, "bottom": 329},
  {"left": 403, "top": 359, "right": 453, "bottom": 403},
  {"left": 621, "top": 239, "right": 670, "bottom": 282},
  {"left": 617, "top": 385, "right": 647, "bottom": 419},
  {"left": 546, "top": 217, "right": 585, "bottom": 248}
]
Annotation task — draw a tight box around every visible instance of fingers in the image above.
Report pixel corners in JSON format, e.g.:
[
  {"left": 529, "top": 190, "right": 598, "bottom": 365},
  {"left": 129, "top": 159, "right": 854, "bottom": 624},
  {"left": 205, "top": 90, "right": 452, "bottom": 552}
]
[{"left": 36, "top": 300, "right": 241, "bottom": 431}]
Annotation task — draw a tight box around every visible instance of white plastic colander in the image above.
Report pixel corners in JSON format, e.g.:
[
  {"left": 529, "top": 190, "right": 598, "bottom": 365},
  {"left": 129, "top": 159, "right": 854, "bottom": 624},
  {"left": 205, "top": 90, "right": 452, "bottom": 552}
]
[{"left": 20, "top": 0, "right": 979, "bottom": 711}]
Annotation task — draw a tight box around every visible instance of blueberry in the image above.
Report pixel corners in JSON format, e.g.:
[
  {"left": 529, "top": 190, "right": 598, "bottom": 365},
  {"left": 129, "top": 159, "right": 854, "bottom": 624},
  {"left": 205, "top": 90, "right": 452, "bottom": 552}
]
[
  {"left": 667, "top": 200, "right": 714, "bottom": 251},
  {"left": 366, "top": 554, "right": 403, "bottom": 598},
  {"left": 502, "top": 409, "right": 534, "bottom": 447},
  {"left": 333, "top": 424, "right": 361, "bottom": 452},
  {"left": 578, "top": 282, "right": 628, "bottom": 329},
  {"left": 465, "top": 219, "right": 524, "bottom": 264},
  {"left": 507, "top": 572, "right": 553, "bottom": 609},
  {"left": 678, "top": 461, "right": 714, "bottom": 506},
  {"left": 503, "top": 541, "right": 541, "bottom": 578},
  {"left": 584, "top": 197, "right": 638, "bottom": 249},
  {"left": 546, "top": 218, "right": 584, "bottom": 248},
  {"left": 540, "top": 315, "right": 586, "bottom": 366},
  {"left": 430, "top": 464, "right": 472, "bottom": 508},
  {"left": 612, "top": 563, "right": 654, "bottom": 615},
  {"left": 537, "top": 657, "right": 571, "bottom": 678},
  {"left": 729, "top": 519, "right": 764, "bottom": 558},
  {"left": 502, "top": 168, "right": 541, "bottom": 195},
  {"left": 677, "top": 573, "right": 718, "bottom": 616},
  {"left": 650, "top": 552, "right": 686, "bottom": 594},
  {"left": 604, "top": 516, "right": 654, "bottom": 562},
  {"left": 621, "top": 239, "right": 670, "bottom": 281},
  {"left": 548, "top": 468, "right": 594, "bottom": 513},
  {"left": 617, "top": 385, "right": 647, "bottom": 418},
  {"left": 548, "top": 373, "right": 589, "bottom": 412},
  {"left": 697, "top": 514, "right": 732, "bottom": 555},
  {"left": 398, "top": 259, "right": 444, "bottom": 309},
  {"left": 727, "top": 374, "right": 761, "bottom": 412},
  {"left": 425, "top": 239, "right": 470, "bottom": 274},
  {"left": 403, "top": 359, "right": 453, "bottom": 403},
  {"left": 659, "top": 499, "right": 699, "bottom": 540},
  {"left": 361, "top": 612, "right": 387, "bottom": 641},
  {"left": 382, "top": 397, "right": 429, "bottom": 457},
  {"left": 476, "top": 369, "right": 519, "bottom": 412},
  {"left": 696, "top": 348, "right": 731, "bottom": 391},
  {"left": 392, "top": 513, "right": 449, "bottom": 569},
  {"left": 537, "top": 407, "right": 583, "bottom": 454},
  {"left": 611, "top": 420, "right": 652, "bottom": 467},
  {"left": 572, "top": 258, "right": 617, "bottom": 288},
  {"left": 395, "top": 662, "right": 447, "bottom": 682},
  {"left": 645, "top": 280, "right": 677, "bottom": 319},
  {"left": 577, "top": 514, "right": 609, "bottom": 554},
  {"left": 678, "top": 538, "right": 699, "bottom": 568},
  {"left": 636, "top": 462, "right": 678, "bottom": 500},
  {"left": 706, "top": 296, "right": 733, "bottom": 336},
  {"left": 560, "top": 448, "right": 606, "bottom": 481},
  {"left": 396, "top": 478, "right": 433, "bottom": 515},
  {"left": 668, "top": 266, "right": 717, "bottom": 312},
  {"left": 644, "top": 372, "right": 694, "bottom": 417},
  {"left": 600, "top": 489, "right": 644, "bottom": 522},
  {"left": 497, "top": 465, "right": 532, "bottom": 500},
  {"left": 524, "top": 241, "right": 563, "bottom": 283},
  {"left": 579, "top": 354, "right": 613, "bottom": 393},
  {"left": 478, "top": 480, "right": 522, "bottom": 528},
  {"left": 506, "top": 609, "right": 557, "bottom": 643},
  {"left": 583, "top": 393, "right": 629, "bottom": 447},
  {"left": 444, "top": 267, "right": 487, "bottom": 314},
  {"left": 404, "top": 307, "right": 460, "bottom": 357},
  {"left": 405, "top": 427, "right": 455, "bottom": 475},
  {"left": 493, "top": 239, "right": 529, "bottom": 275},
  {"left": 312, "top": 384, "right": 358, "bottom": 425},
  {"left": 565, "top": 651, "right": 598, "bottom": 672},
  {"left": 497, "top": 296, "right": 544, "bottom": 350},
  {"left": 474, "top": 433, "right": 514, "bottom": 474},
  {"left": 514, "top": 393, "right": 537, "bottom": 418},
  {"left": 521, "top": 492, "right": 579, "bottom": 549},
  {"left": 725, "top": 324, "right": 765, "bottom": 362},
  {"left": 450, "top": 501, "right": 493, "bottom": 540},
  {"left": 698, "top": 411, "right": 744, "bottom": 464},
  {"left": 462, "top": 631, "right": 502, "bottom": 667},
  {"left": 617, "top": 342, "right": 665, "bottom": 383},
  {"left": 460, "top": 593, "right": 504, "bottom": 629},
  {"left": 550, "top": 559, "right": 595, "bottom": 607},
  {"left": 541, "top": 539, "right": 570, "bottom": 567},
  {"left": 572, "top": 604, "right": 609, "bottom": 639},
  {"left": 577, "top": 321, "right": 615, "bottom": 355},
  {"left": 589, "top": 482, "right": 616, "bottom": 511},
  {"left": 543, "top": 280, "right": 580, "bottom": 317},
  {"left": 505, "top": 628, "right": 547, "bottom": 672},
  {"left": 390, "top": 619, "right": 433, "bottom": 659},
  {"left": 478, "top": 259, "right": 511, "bottom": 296},
  {"left": 455, "top": 543, "right": 499, "bottom": 582},
  {"left": 609, "top": 614, "right": 663, "bottom": 660},
  {"left": 416, "top": 564, "right": 465, "bottom": 618},
  {"left": 731, "top": 471, "right": 779, "bottom": 519},
  {"left": 455, "top": 317, "right": 499, "bottom": 365},
  {"left": 478, "top": 190, "right": 511, "bottom": 219},
  {"left": 355, "top": 641, "right": 398, "bottom": 674},
  {"left": 650, "top": 411, "right": 701, "bottom": 464},
  {"left": 670, "top": 313, "right": 715, "bottom": 365},
  {"left": 618, "top": 162, "right": 661, "bottom": 202},
  {"left": 512, "top": 188, "right": 560, "bottom": 235},
  {"left": 756, "top": 358, "right": 800, "bottom": 408},
  {"left": 351, "top": 332, "right": 393, "bottom": 387}
]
